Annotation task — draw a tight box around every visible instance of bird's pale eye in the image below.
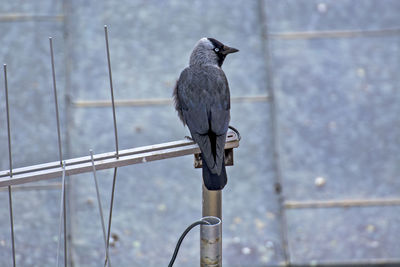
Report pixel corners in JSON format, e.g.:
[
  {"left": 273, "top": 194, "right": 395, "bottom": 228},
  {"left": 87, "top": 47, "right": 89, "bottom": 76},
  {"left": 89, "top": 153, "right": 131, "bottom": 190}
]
[{"left": 214, "top": 48, "right": 220, "bottom": 52}]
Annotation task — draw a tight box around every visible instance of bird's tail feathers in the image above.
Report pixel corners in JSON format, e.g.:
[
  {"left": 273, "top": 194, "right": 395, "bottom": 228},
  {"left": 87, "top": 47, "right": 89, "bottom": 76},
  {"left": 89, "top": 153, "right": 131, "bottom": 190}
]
[
  {"left": 195, "top": 134, "right": 218, "bottom": 173},
  {"left": 195, "top": 133, "right": 226, "bottom": 175},
  {"left": 202, "top": 160, "right": 227, "bottom": 190}
]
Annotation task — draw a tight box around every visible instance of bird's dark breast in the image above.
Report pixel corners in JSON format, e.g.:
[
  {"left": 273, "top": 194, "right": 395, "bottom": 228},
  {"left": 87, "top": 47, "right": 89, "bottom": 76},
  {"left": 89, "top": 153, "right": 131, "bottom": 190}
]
[{"left": 216, "top": 54, "right": 226, "bottom": 67}]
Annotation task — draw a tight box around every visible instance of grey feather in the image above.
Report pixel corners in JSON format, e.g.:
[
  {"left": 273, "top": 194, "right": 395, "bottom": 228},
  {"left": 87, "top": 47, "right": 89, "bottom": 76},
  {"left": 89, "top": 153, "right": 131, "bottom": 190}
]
[{"left": 176, "top": 65, "right": 230, "bottom": 174}]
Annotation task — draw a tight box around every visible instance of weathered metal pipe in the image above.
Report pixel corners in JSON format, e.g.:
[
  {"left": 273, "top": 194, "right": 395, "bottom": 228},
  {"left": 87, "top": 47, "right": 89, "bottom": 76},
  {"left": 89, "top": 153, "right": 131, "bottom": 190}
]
[
  {"left": 200, "top": 216, "right": 222, "bottom": 267},
  {"left": 202, "top": 184, "right": 222, "bottom": 219}
]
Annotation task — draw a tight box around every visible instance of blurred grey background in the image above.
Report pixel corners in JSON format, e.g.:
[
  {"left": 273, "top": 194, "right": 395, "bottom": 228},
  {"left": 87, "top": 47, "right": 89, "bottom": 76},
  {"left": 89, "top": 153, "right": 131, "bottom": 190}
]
[{"left": 0, "top": 0, "right": 400, "bottom": 266}]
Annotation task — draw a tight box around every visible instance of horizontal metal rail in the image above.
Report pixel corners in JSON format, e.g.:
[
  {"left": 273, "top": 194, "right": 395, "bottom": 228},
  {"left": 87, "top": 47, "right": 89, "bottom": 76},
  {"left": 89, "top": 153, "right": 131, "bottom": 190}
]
[
  {"left": 284, "top": 198, "right": 400, "bottom": 209},
  {"left": 72, "top": 94, "right": 269, "bottom": 108},
  {"left": 0, "top": 183, "right": 62, "bottom": 192},
  {"left": 294, "top": 257, "right": 400, "bottom": 266},
  {"left": 269, "top": 28, "right": 400, "bottom": 40},
  {"left": 0, "top": 14, "right": 64, "bottom": 22},
  {"left": 0, "top": 131, "right": 239, "bottom": 188}
]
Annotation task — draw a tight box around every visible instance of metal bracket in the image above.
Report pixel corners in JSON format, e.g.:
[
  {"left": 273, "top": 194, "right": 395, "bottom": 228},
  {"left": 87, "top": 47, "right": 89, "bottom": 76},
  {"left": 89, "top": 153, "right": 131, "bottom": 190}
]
[{"left": 194, "top": 130, "right": 238, "bottom": 168}]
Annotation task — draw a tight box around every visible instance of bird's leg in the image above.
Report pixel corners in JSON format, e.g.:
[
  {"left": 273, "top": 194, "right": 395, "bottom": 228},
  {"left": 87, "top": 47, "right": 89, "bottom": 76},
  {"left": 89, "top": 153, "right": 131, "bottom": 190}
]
[{"left": 228, "top": 125, "right": 241, "bottom": 141}]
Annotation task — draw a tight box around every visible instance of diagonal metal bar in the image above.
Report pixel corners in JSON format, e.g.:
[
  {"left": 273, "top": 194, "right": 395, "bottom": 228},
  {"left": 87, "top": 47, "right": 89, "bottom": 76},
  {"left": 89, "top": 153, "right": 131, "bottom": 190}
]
[
  {"left": 56, "top": 162, "right": 66, "bottom": 267},
  {"left": 4, "top": 64, "right": 16, "bottom": 267},
  {"left": 0, "top": 131, "right": 240, "bottom": 187},
  {"left": 90, "top": 150, "right": 112, "bottom": 267},
  {"left": 49, "top": 37, "right": 63, "bottom": 165}
]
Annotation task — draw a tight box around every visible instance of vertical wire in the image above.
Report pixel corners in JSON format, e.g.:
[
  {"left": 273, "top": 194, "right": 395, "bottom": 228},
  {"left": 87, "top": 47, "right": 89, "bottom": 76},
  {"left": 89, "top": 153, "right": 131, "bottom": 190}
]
[
  {"left": 104, "top": 25, "right": 120, "bottom": 261},
  {"left": 56, "top": 162, "right": 66, "bottom": 267},
  {"left": 59, "top": 2, "right": 75, "bottom": 262},
  {"left": 49, "top": 37, "right": 67, "bottom": 267},
  {"left": 4, "top": 64, "right": 16, "bottom": 267},
  {"left": 89, "top": 150, "right": 112, "bottom": 267},
  {"left": 104, "top": 25, "right": 119, "bottom": 158},
  {"left": 49, "top": 37, "right": 64, "bottom": 165},
  {"left": 63, "top": 181, "right": 67, "bottom": 267},
  {"left": 106, "top": 168, "right": 117, "bottom": 259}
]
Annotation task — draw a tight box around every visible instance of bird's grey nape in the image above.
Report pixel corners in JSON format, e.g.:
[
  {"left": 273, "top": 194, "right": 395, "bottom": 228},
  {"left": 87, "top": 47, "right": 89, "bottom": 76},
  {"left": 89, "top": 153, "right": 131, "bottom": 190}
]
[{"left": 189, "top": 38, "right": 220, "bottom": 67}]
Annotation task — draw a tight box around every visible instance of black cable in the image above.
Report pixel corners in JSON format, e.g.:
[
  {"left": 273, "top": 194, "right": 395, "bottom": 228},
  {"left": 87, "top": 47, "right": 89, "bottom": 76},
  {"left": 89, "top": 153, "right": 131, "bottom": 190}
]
[
  {"left": 228, "top": 125, "right": 241, "bottom": 141},
  {"left": 168, "top": 220, "right": 211, "bottom": 267}
]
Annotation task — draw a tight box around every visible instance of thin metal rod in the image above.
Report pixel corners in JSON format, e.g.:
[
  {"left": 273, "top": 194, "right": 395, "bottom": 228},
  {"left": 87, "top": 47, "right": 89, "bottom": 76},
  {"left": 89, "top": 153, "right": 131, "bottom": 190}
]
[
  {"left": 63, "top": 178, "right": 67, "bottom": 267},
  {"left": 104, "top": 25, "right": 119, "bottom": 158},
  {"left": 90, "top": 150, "right": 111, "bottom": 267},
  {"left": 7, "top": 187, "right": 16, "bottom": 267},
  {"left": 50, "top": 37, "right": 67, "bottom": 266},
  {"left": 4, "top": 65, "right": 12, "bottom": 176},
  {"left": 56, "top": 162, "right": 66, "bottom": 267},
  {"left": 49, "top": 37, "right": 63, "bottom": 165},
  {"left": 104, "top": 25, "right": 120, "bottom": 263},
  {"left": 4, "top": 64, "right": 16, "bottom": 267},
  {"left": 106, "top": 168, "right": 117, "bottom": 257}
]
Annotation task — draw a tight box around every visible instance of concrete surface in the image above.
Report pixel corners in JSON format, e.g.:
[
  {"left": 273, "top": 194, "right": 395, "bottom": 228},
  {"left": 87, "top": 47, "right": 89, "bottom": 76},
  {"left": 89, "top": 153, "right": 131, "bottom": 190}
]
[{"left": 0, "top": 0, "right": 399, "bottom": 266}]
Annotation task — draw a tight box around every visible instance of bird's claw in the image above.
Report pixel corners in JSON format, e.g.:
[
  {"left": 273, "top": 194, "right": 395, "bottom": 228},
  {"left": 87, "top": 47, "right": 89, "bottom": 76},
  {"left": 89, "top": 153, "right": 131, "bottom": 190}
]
[{"left": 184, "top": 136, "right": 193, "bottom": 141}]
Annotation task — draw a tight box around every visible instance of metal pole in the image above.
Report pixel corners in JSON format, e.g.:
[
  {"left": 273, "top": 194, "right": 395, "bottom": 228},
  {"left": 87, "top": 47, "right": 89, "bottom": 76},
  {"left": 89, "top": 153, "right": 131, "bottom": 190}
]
[
  {"left": 201, "top": 184, "right": 222, "bottom": 267},
  {"left": 200, "top": 216, "right": 222, "bottom": 267},
  {"left": 202, "top": 184, "right": 222, "bottom": 219}
]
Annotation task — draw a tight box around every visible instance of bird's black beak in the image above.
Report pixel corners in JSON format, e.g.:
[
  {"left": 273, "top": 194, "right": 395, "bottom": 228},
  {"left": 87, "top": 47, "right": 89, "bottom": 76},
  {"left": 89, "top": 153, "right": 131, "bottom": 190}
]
[{"left": 221, "top": 45, "right": 239, "bottom": 55}]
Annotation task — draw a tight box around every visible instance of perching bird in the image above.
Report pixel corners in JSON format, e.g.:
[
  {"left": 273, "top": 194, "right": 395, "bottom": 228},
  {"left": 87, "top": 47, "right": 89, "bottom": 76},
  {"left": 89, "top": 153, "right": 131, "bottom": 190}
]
[{"left": 173, "top": 38, "right": 238, "bottom": 190}]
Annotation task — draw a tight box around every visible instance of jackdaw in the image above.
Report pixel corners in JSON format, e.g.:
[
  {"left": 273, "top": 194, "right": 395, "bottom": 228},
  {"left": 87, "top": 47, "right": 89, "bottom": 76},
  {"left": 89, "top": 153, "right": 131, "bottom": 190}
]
[{"left": 173, "top": 37, "right": 238, "bottom": 190}]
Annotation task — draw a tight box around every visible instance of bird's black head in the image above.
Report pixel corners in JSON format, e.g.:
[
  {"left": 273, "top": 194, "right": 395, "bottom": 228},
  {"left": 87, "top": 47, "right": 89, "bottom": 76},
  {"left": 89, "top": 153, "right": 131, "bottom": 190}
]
[
  {"left": 189, "top": 37, "right": 239, "bottom": 67},
  {"left": 207, "top": 38, "right": 239, "bottom": 67}
]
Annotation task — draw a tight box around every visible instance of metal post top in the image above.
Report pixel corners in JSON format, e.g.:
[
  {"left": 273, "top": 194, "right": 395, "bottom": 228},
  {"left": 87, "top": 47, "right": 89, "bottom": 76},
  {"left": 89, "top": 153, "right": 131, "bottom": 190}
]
[{"left": 201, "top": 216, "right": 221, "bottom": 226}]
